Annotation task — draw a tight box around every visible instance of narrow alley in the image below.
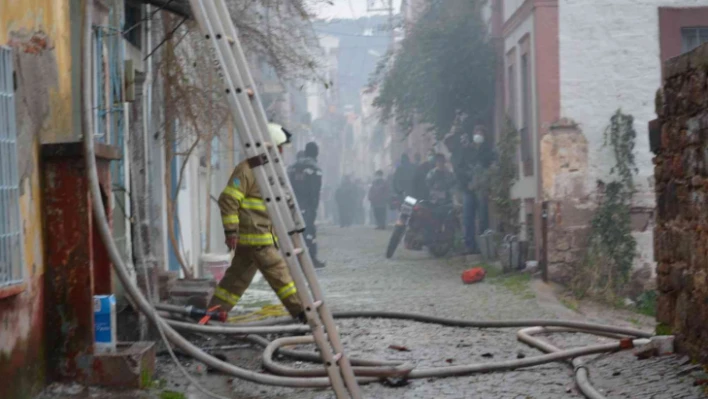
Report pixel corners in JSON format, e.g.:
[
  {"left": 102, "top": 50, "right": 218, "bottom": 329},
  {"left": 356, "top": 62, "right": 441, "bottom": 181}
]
[
  {"left": 4, "top": 2, "right": 708, "bottom": 398},
  {"left": 42, "top": 225, "right": 705, "bottom": 399}
]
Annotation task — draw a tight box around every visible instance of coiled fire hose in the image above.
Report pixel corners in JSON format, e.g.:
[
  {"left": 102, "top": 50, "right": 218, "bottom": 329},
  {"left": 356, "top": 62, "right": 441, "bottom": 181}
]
[{"left": 81, "top": 3, "right": 651, "bottom": 396}]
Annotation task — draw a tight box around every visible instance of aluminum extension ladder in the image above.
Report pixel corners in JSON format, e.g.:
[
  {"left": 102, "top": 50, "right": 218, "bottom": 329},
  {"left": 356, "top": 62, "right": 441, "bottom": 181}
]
[{"left": 186, "top": 1, "right": 362, "bottom": 398}]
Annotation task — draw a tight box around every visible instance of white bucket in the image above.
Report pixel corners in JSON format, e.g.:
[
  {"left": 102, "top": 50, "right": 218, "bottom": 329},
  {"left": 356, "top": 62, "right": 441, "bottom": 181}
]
[{"left": 201, "top": 253, "right": 232, "bottom": 282}]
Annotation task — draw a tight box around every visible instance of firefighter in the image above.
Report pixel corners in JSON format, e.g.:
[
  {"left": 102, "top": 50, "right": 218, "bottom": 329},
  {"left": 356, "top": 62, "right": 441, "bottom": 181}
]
[
  {"left": 208, "top": 123, "right": 304, "bottom": 321},
  {"left": 288, "top": 141, "right": 326, "bottom": 269}
]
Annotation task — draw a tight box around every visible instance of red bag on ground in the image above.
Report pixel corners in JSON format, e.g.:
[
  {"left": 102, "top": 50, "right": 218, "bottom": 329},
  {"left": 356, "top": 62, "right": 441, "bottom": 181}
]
[{"left": 461, "top": 267, "right": 486, "bottom": 284}]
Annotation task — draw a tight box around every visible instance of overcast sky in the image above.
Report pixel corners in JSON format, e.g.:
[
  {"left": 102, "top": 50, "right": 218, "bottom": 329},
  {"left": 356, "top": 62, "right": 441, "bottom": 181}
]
[{"left": 314, "top": 0, "right": 403, "bottom": 20}]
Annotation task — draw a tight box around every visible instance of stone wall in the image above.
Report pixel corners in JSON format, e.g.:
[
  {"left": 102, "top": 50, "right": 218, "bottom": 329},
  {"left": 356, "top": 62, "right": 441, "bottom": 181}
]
[
  {"left": 541, "top": 119, "right": 592, "bottom": 284},
  {"left": 653, "top": 42, "right": 708, "bottom": 363},
  {"left": 541, "top": 118, "right": 656, "bottom": 294}
]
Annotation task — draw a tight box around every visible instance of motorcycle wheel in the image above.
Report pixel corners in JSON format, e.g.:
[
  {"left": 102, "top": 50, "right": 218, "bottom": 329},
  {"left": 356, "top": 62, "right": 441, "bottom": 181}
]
[
  {"left": 386, "top": 225, "right": 406, "bottom": 259},
  {"left": 428, "top": 217, "right": 458, "bottom": 258},
  {"left": 429, "top": 242, "right": 452, "bottom": 258}
]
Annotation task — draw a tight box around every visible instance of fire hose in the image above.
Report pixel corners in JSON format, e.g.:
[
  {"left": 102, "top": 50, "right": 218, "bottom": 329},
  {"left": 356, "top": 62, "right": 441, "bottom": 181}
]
[
  {"left": 160, "top": 306, "right": 648, "bottom": 391},
  {"left": 81, "top": 3, "right": 651, "bottom": 397}
]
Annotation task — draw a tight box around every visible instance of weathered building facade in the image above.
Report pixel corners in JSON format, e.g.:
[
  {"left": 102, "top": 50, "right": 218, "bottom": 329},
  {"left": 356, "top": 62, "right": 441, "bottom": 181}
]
[
  {"left": 492, "top": 0, "right": 708, "bottom": 289},
  {"left": 0, "top": 1, "right": 241, "bottom": 396},
  {"left": 1, "top": 1, "right": 80, "bottom": 397}
]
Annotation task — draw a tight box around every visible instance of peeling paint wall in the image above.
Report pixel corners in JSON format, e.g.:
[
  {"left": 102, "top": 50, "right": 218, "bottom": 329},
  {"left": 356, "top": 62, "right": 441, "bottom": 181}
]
[
  {"left": 540, "top": 119, "right": 592, "bottom": 284},
  {"left": 0, "top": 1, "right": 76, "bottom": 397}
]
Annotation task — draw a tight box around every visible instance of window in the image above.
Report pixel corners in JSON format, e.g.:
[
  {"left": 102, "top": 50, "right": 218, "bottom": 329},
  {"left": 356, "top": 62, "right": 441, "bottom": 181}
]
[
  {"left": 123, "top": 2, "right": 143, "bottom": 49},
  {"left": 0, "top": 46, "right": 24, "bottom": 288},
  {"left": 520, "top": 52, "right": 533, "bottom": 177},
  {"left": 506, "top": 50, "right": 519, "bottom": 173},
  {"left": 681, "top": 27, "right": 708, "bottom": 54},
  {"left": 507, "top": 63, "right": 516, "bottom": 122}
]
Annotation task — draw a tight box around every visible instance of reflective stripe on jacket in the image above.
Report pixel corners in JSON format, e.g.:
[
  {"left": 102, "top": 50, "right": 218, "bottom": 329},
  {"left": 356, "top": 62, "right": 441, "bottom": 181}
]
[{"left": 219, "top": 160, "right": 277, "bottom": 246}]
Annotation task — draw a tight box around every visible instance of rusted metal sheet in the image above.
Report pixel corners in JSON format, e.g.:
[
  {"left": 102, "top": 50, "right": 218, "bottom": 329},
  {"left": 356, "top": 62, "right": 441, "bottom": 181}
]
[{"left": 42, "top": 142, "right": 117, "bottom": 382}]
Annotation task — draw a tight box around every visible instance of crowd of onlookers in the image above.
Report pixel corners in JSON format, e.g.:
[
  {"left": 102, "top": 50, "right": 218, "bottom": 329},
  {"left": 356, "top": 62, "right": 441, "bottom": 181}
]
[{"left": 325, "top": 124, "right": 496, "bottom": 255}]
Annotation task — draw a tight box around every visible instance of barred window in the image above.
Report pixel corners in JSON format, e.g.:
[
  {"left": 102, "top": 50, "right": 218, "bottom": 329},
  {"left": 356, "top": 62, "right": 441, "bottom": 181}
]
[{"left": 0, "top": 46, "right": 24, "bottom": 288}]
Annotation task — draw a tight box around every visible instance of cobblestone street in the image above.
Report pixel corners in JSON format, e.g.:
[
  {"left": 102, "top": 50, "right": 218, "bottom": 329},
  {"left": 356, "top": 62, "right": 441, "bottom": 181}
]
[
  {"left": 160, "top": 224, "right": 707, "bottom": 399},
  {"left": 38, "top": 225, "right": 708, "bottom": 399}
]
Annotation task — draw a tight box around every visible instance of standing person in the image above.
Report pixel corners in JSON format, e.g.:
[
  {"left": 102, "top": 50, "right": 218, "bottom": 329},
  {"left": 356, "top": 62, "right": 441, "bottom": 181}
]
[
  {"left": 288, "top": 142, "right": 326, "bottom": 269},
  {"left": 335, "top": 176, "right": 354, "bottom": 227},
  {"left": 368, "top": 170, "right": 389, "bottom": 230},
  {"left": 426, "top": 153, "right": 456, "bottom": 205},
  {"left": 393, "top": 153, "right": 416, "bottom": 197},
  {"left": 352, "top": 178, "right": 366, "bottom": 225},
  {"left": 209, "top": 123, "right": 304, "bottom": 321},
  {"left": 411, "top": 149, "right": 437, "bottom": 201},
  {"left": 444, "top": 124, "right": 494, "bottom": 254}
]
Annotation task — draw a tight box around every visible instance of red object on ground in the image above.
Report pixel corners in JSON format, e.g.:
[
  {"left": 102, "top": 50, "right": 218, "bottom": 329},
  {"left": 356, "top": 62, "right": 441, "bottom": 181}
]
[{"left": 461, "top": 267, "right": 486, "bottom": 284}]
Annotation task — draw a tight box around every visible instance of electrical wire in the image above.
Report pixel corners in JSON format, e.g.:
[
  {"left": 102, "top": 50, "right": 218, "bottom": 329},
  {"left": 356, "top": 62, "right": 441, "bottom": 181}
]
[{"left": 143, "top": 16, "right": 188, "bottom": 61}]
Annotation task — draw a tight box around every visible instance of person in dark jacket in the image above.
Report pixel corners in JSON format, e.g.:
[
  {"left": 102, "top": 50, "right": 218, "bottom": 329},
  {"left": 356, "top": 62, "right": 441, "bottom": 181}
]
[
  {"left": 288, "top": 142, "right": 325, "bottom": 268},
  {"left": 352, "top": 178, "right": 366, "bottom": 225},
  {"left": 426, "top": 153, "right": 456, "bottom": 205},
  {"left": 335, "top": 176, "right": 356, "bottom": 228},
  {"left": 411, "top": 149, "right": 437, "bottom": 201},
  {"left": 444, "top": 124, "right": 495, "bottom": 254},
  {"left": 392, "top": 154, "right": 416, "bottom": 197},
  {"left": 368, "top": 170, "right": 389, "bottom": 230}
]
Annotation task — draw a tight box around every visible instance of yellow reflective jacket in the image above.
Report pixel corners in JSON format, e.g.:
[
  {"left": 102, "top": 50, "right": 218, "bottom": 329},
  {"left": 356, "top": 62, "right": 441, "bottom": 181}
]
[{"left": 219, "top": 161, "right": 277, "bottom": 246}]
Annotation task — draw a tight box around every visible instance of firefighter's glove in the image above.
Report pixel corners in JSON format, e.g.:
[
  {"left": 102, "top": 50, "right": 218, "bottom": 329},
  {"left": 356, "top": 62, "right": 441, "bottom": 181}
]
[{"left": 225, "top": 236, "right": 239, "bottom": 251}]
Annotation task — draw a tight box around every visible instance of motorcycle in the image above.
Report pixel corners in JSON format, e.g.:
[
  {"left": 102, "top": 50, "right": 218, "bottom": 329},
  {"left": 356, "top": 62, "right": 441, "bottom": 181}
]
[{"left": 386, "top": 196, "right": 461, "bottom": 259}]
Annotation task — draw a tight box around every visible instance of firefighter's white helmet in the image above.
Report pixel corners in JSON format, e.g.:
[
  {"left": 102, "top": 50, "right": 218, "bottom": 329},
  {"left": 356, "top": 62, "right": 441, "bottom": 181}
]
[{"left": 267, "top": 123, "right": 292, "bottom": 147}]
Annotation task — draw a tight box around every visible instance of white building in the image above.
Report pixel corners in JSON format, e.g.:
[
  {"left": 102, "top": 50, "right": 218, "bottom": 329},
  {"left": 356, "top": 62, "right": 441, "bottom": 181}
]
[
  {"left": 494, "top": 0, "right": 708, "bottom": 282},
  {"left": 306, "top": 35, "right": 340, "bottom": 121}
]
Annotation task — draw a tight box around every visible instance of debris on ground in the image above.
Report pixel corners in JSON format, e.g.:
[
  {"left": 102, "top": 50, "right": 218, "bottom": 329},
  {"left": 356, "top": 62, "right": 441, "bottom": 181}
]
[
  {"left": 634, "top": 344, "right": 658, "bottom": 360},
  {"left": 388, "top": 344, "right": 411, "bottom": 352}
]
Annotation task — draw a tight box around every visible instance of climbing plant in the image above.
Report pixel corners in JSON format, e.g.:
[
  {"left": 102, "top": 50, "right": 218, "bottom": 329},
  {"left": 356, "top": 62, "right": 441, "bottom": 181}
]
[
  {"left": 487, "top": 116, "right": 520, "bottom": 235},
  {"left": 573, "top": 110, "right": 638, "bottom": 298}
]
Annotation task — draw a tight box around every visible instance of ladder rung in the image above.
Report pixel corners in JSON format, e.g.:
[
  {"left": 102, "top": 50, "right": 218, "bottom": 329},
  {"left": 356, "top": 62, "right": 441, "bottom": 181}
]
[{"left": 190, "top": 0, "right": 362, "bottom": 395}]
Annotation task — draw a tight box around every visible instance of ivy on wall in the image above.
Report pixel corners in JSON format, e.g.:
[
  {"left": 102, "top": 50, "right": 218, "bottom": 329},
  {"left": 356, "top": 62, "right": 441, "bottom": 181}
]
[
  {"left": 574, "top": 110, "right": 638, "bottom": 298},
  {"left": 487, "top": 117, "right": 520, "bottom": 235}
]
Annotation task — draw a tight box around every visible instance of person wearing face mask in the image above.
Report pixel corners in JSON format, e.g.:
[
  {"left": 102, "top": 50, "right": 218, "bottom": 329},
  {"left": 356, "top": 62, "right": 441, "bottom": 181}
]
[{"left": 444, "top": 124, "right": 494, "bottom": 255}]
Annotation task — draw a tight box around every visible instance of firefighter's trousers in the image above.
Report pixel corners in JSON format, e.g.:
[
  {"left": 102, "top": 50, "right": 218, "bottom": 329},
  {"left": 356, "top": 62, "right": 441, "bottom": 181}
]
[{"left": 208, "top": 245, "right": 303, "bottom": 317}]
